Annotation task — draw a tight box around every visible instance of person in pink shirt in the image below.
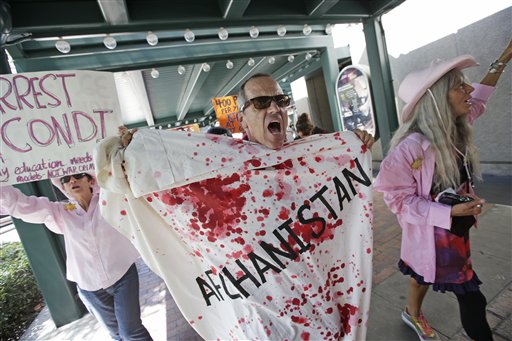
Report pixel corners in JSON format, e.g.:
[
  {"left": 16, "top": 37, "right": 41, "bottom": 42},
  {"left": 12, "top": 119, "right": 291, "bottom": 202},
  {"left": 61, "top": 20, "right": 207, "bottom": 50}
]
[
  {"left": 0, "top": 173, "right": 152, "bottom": 341},
  {"left": 375, "top": 41, "right": 511, "bottom": 341}
]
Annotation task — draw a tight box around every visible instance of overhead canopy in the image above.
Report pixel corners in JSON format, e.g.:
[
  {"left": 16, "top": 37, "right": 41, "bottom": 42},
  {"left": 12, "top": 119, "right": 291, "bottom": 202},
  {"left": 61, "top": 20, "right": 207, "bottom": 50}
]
[{"left": 3, "top": 0, "right": 404, "bottom": 129}]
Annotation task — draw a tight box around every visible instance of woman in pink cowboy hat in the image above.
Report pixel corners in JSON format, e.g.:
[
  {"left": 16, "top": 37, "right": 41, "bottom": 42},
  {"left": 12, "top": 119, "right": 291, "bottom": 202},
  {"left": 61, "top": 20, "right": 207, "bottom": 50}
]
[
  {"left": 375, "top": 40, "right": 511, "bottom": 341},
  {"left": 0, "top": 173, "right": 152, "bottom": 340}
]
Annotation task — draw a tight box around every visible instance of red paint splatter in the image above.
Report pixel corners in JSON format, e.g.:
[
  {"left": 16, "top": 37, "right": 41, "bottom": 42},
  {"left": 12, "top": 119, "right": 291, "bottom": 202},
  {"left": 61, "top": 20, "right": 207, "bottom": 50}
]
[
  {"left": 158, "top": 173, "right": 250, "bottom": 242},
  {"left": 291, "top": 315, "right": 306, "bottom": 324},
  {"left": 262, "top": 189, "right": 273, "bottom": 197},
  {"left": 301, "top": 331, "right": 310, "bottom": 341},
  {"left": 366, "top": 248, "right": 372, "bottom": 254},
  {"left": 120, "top": 210, "right": 127, "bottom": 216},
  {"left": 101, "top": 200, "right": 107, "bottom": 206},
  {"left": 337, "top": 303, "right": 358, "bottom": 336}
]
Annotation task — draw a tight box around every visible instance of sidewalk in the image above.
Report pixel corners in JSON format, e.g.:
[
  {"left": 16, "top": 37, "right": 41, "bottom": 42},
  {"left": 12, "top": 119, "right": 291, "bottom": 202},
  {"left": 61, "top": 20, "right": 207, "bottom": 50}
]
[{"left": 21, "top": 176, "right": 511, "bottom": 340}]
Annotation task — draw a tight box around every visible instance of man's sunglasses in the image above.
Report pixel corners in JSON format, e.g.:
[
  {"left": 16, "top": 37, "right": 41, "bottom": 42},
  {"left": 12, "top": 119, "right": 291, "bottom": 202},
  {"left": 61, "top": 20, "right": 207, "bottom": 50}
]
[
  {"left": 241, "top": 94, "right": 291, "bottom": 111},
  {"left": 60, "top": 173, "right": 88, "bottom": 185}
]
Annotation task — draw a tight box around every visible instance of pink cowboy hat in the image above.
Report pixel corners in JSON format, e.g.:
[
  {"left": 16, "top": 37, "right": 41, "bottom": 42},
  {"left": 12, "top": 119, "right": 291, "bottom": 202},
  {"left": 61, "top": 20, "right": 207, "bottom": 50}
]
[{"left": 398, "top": 55, "right": 479, "bottom": 122}]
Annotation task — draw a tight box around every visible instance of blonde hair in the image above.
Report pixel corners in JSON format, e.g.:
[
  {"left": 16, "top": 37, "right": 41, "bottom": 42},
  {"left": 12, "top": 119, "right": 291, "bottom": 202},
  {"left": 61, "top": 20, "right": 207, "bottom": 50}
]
[{"left": 391, "top": 69, "right": 480, "bottom": 192}]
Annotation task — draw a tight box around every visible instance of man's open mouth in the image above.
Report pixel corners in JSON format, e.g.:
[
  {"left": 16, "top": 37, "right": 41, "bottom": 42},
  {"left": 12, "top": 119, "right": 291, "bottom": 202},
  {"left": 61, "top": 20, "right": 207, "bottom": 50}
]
[{"left": 268, "top": 121, "right": 282, "bottom": 134}]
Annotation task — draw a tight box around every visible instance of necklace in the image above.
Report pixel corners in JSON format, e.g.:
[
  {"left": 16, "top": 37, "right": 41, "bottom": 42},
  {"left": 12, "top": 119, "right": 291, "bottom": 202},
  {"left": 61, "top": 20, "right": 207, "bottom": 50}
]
[{"left": 453, "top": 145, "right": 473, "bottom": 188}]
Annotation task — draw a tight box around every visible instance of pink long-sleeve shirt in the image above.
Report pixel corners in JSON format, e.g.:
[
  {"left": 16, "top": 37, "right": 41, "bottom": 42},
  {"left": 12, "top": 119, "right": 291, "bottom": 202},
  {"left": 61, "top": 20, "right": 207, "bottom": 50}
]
[
  {"left": 0, "top": 186, "right": 139, "bottom": 291},
  {"left": 374, "top": 83, "right": 494, "bottom": 283}
]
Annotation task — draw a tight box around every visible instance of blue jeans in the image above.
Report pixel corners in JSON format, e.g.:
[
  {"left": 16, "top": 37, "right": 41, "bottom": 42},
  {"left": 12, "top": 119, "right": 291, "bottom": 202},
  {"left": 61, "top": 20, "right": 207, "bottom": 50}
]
[{"left": 77, "top": 263, "right": 152, "bottom": 340}]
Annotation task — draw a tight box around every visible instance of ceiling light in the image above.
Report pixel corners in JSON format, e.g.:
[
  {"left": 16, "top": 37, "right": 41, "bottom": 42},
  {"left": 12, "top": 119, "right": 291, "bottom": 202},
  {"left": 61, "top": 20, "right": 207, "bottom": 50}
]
[
  {"left": 303, "top": 24, "right": 312, "bottom": 36},
  {"left": 184, "top": 29, "right": 195, "bottom": 43},
  {"left": 305, "top": 52, "right": 312, "bottom": 61},
  {"left": 226, "top": 60, "right": 234, "bottom": 69},
  {"left": 287, "top": 55, "right": 295, "bottom": 63},
  {"left": 277, "top": 25, "right": 287, "bottom": 37},
  {"left": 177, "top": 65, "right": 186, "bottom": 75},
  {"left": 325, "top": 24, "right": 333, "bottom": 35},
  {"left": 249, "top": 26, "right": 259, "bottom": 38},
  {"left": 167, "top": 124, "right": 171, "bottom": 128},
  {"left": 268, "top": 56, "right": 275, "bottom": 64},
  {"left": 151, "top": 68, "right": 160, "bottom": 78},
  {"left": 218, "top": 27, "right": 229, "bottom": 41},
  {"left": 103, "top": 35, "right": 117, "bottom": 49},
  {"left": 55, "top": 39, "right": 71, "bottom": 54},
  {"left": 202, "top": 63, "right": 211, "bottom": 72},
  {"left": 247, "top": 58, "right": 255, "bottom": 67},
  {"left": 146, "top": 31, "right": 158, "bottom": 46}
]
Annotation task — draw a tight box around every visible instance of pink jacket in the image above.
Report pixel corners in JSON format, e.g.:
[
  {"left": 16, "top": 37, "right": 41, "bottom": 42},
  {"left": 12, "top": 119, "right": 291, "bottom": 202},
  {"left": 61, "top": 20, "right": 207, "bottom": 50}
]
[
  {"left": 374, "top": 83, "right": 494, "bottom": 283},
  {"left": 0, "top": 186, "right": 139, "bottom": 291}
]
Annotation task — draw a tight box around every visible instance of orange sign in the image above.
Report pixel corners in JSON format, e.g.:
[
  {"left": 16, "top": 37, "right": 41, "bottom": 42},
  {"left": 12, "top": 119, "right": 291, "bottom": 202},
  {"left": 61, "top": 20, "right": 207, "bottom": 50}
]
[{"left": 212, "top": 96, "right": 242, "bottom": 133}]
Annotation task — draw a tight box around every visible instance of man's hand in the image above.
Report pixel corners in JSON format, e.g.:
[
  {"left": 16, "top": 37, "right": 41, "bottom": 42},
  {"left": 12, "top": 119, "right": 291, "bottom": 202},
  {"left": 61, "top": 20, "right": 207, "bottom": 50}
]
[
  {"left": 354, "top": 129, "right": 375, "bottom": 149},
  {"left": 119, "top": 126, "right": 138, "bottom": 147}
]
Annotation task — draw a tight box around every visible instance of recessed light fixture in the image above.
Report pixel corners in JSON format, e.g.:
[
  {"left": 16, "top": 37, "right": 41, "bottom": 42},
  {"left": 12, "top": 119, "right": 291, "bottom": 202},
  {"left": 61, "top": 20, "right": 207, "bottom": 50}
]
[
  {"left": 303, "top": 24, "right": 312, "bottom": 36},
  {"left": 184, "top": 29, "right": 195, "bottom": 43},
  {"left": 277, "top": 25, "right": 287, "bottom": 37},
  {"left": 146, "top": 31, "right": 158, "bottom": 46},
  {"left": 103, "top": 35, "right": 117, "bottom": 49},
  {"left": 249, "top": 26, "right": 259, "bottom": 38},
  {"left": 218, "top": 27, "right": 229, "bottom": 41},
  {"left": 55, "top": 39, "right": 71, "bottom": 54}
]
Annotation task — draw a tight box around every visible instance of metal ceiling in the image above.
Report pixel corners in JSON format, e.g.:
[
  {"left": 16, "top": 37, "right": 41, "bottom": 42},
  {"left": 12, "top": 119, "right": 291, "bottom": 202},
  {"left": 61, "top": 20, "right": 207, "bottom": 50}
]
[{"left": 2, "top": 0, "right": 405, "bottom": 129}]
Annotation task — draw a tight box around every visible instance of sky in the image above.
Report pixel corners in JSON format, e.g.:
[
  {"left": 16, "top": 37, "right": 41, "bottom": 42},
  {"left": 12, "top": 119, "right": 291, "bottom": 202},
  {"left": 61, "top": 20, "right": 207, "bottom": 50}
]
[
  {"left": 291, "top": 0, "right": 510, "bottom": 100},
  {"left": 381, "top": 0, "right": 511, "bottom": 57}
]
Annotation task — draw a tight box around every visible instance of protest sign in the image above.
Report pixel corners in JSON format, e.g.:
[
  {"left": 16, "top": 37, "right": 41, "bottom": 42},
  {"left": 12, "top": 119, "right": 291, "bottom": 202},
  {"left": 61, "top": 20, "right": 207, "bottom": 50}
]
[
  {"left": 0, "top": 71, "right": 122, "bottom": 185},
  {"left": 212, "top": 96, "right": 241, "bottom": 133}
]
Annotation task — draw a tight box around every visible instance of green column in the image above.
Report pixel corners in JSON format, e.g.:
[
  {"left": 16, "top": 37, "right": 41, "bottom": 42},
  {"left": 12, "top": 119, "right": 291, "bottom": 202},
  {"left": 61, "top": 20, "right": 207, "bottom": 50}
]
[
  {"left": 321, "top": 39, "right": 344, "bottom": 132},
  {"left": 363, "top": 16, "right": 399, "bottom": 153},
  {"left": 12, "top": 181, "right": 86, "bottom": 327}
]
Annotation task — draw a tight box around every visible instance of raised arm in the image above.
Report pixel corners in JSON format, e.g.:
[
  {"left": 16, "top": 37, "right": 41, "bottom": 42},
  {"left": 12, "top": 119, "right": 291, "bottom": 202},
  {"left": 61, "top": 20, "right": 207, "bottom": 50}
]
[
  {"left": 479, "top": 39, "right": 512, "bottom": 87},
  {"left": 0, "top": 185, "right": 65, "bottom": 233}
]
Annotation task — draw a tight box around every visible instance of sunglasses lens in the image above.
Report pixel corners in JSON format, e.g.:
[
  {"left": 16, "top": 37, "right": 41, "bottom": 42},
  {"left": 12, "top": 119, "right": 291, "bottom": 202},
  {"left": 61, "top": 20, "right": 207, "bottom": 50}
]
[
  {"left": 60, "top": 173, "right": 87, "bottom": 184},
  {"left": 275, "top": 95, "right": 291, "bottom": 107},
  {"left": 252, "top": 96, "right": 272, "bottom": 110}
]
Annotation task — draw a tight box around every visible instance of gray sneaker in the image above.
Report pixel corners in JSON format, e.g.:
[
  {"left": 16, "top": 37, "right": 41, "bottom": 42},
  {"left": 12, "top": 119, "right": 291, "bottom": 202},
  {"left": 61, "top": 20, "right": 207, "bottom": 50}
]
[{"left": 401, "top": 308, "right": 440, "bottom": 341}]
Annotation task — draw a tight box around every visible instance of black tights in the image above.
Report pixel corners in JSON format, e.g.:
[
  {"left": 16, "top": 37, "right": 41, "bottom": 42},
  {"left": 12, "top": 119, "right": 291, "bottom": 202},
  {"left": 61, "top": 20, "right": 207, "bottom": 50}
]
[{"left": 455, "top": 290, "right": 493, "bottom": 341}]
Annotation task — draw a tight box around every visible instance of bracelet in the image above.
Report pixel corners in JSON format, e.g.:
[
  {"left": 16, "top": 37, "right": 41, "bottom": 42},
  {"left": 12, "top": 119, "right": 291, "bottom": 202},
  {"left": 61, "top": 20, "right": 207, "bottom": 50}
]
[{"left": 489, "top": 59, "right": 506, "bottom": 74}]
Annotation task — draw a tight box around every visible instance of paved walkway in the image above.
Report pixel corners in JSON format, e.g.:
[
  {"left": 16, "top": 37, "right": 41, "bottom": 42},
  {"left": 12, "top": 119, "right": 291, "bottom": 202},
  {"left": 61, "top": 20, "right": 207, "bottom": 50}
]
[{"left": 21, "top": 176, "right": 511, "bottom": 340}]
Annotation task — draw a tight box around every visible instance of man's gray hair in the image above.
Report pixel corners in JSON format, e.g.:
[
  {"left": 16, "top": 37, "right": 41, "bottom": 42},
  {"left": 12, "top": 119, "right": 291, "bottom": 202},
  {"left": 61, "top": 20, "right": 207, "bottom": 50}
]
[{"left": 238, "top": 73, "right": 273, "bottom": 111}]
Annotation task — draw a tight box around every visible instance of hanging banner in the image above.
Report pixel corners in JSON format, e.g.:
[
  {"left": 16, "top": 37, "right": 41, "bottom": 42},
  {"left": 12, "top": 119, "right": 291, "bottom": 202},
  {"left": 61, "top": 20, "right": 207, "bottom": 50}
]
[
  {"left": 0, "top": 70, "right": 122, "bottom": 185},
  {"left": 336, "top": 65, "right": 376, "bottom": 137},
  {"left": 171, "top": 123, "right": 200, "bottom": 133},
  {"left": 95, "top": 130, "right": 373, "bottom": 340},
  {"left": 211, "top": 95, "right": 242, "bottom": 133}
]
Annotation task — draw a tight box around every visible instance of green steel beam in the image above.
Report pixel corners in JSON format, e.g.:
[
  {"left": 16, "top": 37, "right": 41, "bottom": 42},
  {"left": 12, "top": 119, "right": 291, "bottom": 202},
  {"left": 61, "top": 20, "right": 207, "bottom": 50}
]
[
  {"left": 13, "top": 34, "right": 336, "bottom": 72},
  {"left": 12, "top": 181, "right": 87, "bottom": 327},
  {"left": 362, "top": 16, "right": 398, "bottom": 153},
  {"left": 320, "top": 38, "right": 343, "bottom": 131}
]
